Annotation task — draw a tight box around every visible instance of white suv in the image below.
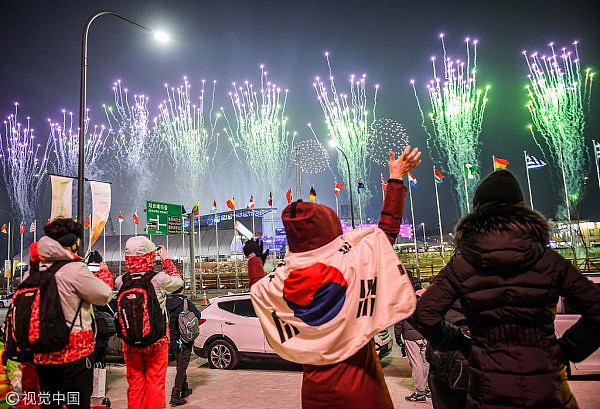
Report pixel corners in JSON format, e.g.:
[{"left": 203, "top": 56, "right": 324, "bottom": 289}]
[
  {"left": 193, "top": 292, "right": 393, "bottom": 369},
  {"left": 554, "top": 274, "right": 600, "bottom": 376}
]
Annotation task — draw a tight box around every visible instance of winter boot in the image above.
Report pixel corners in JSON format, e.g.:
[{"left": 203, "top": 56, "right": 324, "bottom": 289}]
[
  {"left": 182, "top": 381, "right": 193, "bottom": 398},
  {"left": 170, "top": 388, "right": 187, "bottom": 407}
]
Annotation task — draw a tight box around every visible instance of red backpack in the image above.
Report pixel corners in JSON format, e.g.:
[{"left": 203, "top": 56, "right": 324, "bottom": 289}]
[
  {"left": 115, "top": 271, "right": 166, "bottom": 346},
  {"left": 4, "top": 260, "right": 82, "bottom": 361}
]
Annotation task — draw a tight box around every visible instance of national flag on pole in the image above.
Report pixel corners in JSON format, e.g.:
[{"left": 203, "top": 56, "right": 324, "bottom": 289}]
[
  {"left": 434, "top": 169, "right": 445, "bottom": 186},
  {"left": 464, "top": 163, "right": 478, "bottom": 179},
  {"left": 132, "top": 212, "right": 139, "bottom": 225},
  {"left": 381, "top": 174, "right": 388, "bottom": 191},
  {"left": 526, "top": 154, "right": 547, "bottom": 170},
  {"left": 593, "top": 140, "right": 600, "bottom": 160},
  {"left": 309, "top": 186, "right": 317, "bottom": 201},
  {"left": 493, "top": 157, "right": 509, "bottom": 170},
  {"left": 334, "top": 182, "right": 344, "bottom": 196},
  {"left": 192, "top": 202, "right": 200, "bottom": 216},
  {"left": 246, "top": 195, "right": 255, "bottom": 209},
  {"left": 226, "top": 197, "right": 235, "bottom": 210},
  {"left": 357, "top": 180, "right": 365, "bottom": 194},
  {"left": 408, "top": 173, "right": 418, "bottom": 188},
  {"left": 182, "top": 206, "right": 188, "bottom": 215},
  {"left": 1, "top": 224, "right": 6, "bottom": 234},
  {"left": 29, "top": 221, "right": 36, "bottom": 233},
  {"left": 84, "top": 215, "right": 91, "bottom": 229},
  {"left": 211, "top": 199, "right": 217, "bottom": 213},
  {"left": 20, "top": 222, "right": 25, "bottom": 235},
  {"left": 268, "top": 191, "right": 273, "bottom": 207},
  {"left": 286, "top": 188, "right": 293, "bottom": 204},
  {"left": 118, "top": 211, "right": 125, "bottom": 223}
]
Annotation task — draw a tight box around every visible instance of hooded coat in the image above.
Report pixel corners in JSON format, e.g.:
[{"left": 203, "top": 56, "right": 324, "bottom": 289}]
[
  {"left": 412, "top": 204, "right": 600, "bottom": 409},
  {"left": 30, "top": 236, "right": 113, "bottom": 364},
  {"left": 251, "top": 179, "right": 415, "bottom": 409}
]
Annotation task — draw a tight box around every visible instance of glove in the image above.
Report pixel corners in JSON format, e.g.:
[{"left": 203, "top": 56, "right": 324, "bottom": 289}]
[{"left": 243, "top": 239, "right": 269, "bottom": 264}]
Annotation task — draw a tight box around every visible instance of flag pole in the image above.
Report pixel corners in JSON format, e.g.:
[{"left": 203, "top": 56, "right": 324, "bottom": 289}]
[
  {"left": 433, "top": 166, "right": 445, "bottom": 264},
  {"left": 335, "top": 180, "right": 340, "bottom": 217},
  {"left": 462, "top": 163, "right": 470, "bottom": 214},
  {"left": 197, "top": 212, "right": 203, "bottom": 290},
  {"left": 524, "top": 150, "right": 534, "bottom": 209},
  {"left": 7, "top": 222, "right": 11, "bottom": 294},
  {"left": 134, "top": 210, "right": 138, "bottom": 236},
  {"left": 407, "top": 177, "right": 419, "bottom": 277},
  {"left": 232, "top": 198, "right": 239, "bottom": 289},
  {"left": 357, "top": 188, "right": 363, "bottom": 226},
  {"left": 594, "top": 140, "right": 600, "bottom": 190},
  {"left": 19, "top": 222, "right": 23, "bottom": 282},
  {"left": 118, "top": 216, "right": 122, "bottom": 276},
  {"left": 166, "top": 235, "right": 169, "bottom": 252},
  {"left": 558, "top": 147, "right": 574, "bottom": 249},
  {"left": 215, "top": 209, "right": 220, "bottom": 288},
  {"left": 380, "top": 173, "right": 385, "bottom": 202},
  {"left": 492, "top": 155, "right": 496, "bottom": 170},
  {"left": 33, "top": 220, "right": 37, "bottom": 242},
  {"left": 103, "top": 224, "right": 106, "bottom": 258},
  {"left": 271, "top": 203, "right": 275, "bottom": 249}
]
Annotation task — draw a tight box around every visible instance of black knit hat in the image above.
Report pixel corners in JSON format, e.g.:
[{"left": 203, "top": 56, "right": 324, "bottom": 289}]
[{"left": 473, "top": 170, "right": 525, "bottom": 209}]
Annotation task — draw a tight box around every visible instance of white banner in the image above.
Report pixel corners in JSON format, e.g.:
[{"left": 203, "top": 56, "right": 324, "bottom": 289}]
[
  {"left": 50, "top": 175, "right": 73, "bottom": 221},
  {"left": 89, "top": 181, "right": 111, "bottom": 251}
]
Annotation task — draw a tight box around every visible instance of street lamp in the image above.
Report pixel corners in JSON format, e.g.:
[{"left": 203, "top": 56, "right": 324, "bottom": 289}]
[
  {"left": 328, "top": 140, "right": 355, "bottom": 229},
  {"left": 77, "top": 10, "right": 169, "bottom": 255}
]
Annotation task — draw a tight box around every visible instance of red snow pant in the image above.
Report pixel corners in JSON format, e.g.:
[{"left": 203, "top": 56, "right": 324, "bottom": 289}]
[{"left": 123, "top": 341, "right": 169, "bottom": 409}]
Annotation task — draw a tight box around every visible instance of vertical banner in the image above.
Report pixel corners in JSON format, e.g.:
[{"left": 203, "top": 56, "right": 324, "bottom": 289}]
[
  {"left": 50, "top": 175, "right": 73, "bottom": 221},
  {"left": 88, "top": 181, "right": 112, "bottom": 251}
]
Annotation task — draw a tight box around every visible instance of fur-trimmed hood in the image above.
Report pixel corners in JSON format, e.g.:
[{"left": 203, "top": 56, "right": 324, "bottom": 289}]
[{"left": 454, "top": 204, "right": 549, "bottom": 272}]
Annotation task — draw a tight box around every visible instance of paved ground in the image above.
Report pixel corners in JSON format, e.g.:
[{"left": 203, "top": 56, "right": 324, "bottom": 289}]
[{"left": 96, "top": 344, "right": 600, "bottom": 409}]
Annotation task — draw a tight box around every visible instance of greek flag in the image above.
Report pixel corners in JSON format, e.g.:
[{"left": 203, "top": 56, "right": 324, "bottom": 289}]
[
  {"left": 594, "top": 140, "right": 600, "bottom": 160},
  {"left": 526, "top": 154, "right": 547, "bottom": 170}
]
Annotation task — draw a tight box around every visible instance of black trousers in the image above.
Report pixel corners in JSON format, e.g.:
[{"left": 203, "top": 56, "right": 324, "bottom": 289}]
[
  {"left": 171, "top": 344, "right": 192, "bottom": 390},
  {"left": 36, "top": 355, "right": 93, "bottom": 409},
  {"left": 428, "top": 369, "right": 467, "bottom": 409}
]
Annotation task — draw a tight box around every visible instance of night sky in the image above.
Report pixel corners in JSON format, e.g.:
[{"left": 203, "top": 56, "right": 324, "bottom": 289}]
[{"left": 1, "top": 0, "right": 599, "bottom": 254}]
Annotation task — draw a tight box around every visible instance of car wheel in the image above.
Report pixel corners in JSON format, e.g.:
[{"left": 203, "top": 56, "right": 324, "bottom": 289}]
[
  {"left": 208, "top": 339, "right": 238, "bottom": 370},
  {"left": 0, "top": 302, "right": 4, "bottom": 308}
]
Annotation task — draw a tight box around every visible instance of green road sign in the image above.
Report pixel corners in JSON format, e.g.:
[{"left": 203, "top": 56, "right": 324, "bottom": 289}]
[{"left": 146, "top": 200, "right": 182, "bottom": 235}]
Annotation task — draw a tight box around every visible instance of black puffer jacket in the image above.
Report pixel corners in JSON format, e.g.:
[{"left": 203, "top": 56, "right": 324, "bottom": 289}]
[{"left": 412, "top": 204, "right": 600, "bottom": 409}]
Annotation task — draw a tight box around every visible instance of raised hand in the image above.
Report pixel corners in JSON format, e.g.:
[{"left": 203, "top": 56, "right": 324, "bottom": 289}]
[{"left": 389, "top": 145, "right": 422, "bottom": 180}]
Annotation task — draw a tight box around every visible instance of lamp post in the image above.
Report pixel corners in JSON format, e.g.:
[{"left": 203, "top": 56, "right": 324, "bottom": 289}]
[
  {"left": 77, "top": 10, "right": 168, "bottom": 255},
  {"left": 328, "top": 141, "right": 355, "bottom": 229}
]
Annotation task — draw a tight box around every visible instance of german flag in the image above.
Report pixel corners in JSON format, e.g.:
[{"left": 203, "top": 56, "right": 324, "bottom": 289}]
[{"left": 309, "top": 186, "right": 317, "bottom": 202}]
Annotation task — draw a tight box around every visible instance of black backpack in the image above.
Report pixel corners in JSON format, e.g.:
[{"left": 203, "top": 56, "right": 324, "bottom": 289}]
[
  {"left": 93, "top": 304, "right": 116, "bottom": 339},
  {"left": 115, "top": 271, "right": 166, "bottom": 347},
  {"left": 4, "top": 260, "right": 82, "bottom": 361}
]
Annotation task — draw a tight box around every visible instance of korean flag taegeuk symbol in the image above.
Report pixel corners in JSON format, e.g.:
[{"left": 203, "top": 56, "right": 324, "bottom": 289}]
[{"left": 282, "top": 263, "right": 348, "bottom": 326}]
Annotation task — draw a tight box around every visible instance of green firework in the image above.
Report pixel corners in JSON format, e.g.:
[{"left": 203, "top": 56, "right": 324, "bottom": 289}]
[
  {"left": 313, "top": 52, "right": 378, "bottom": 206},
  {"left": 524, "top": 41, "right": 594, "bottom": 208},
  {"left": 412, "top": 34, "right": 489, "bottom": 216},
  {"left": 221, "top": 65, "right": 290, "bottom": 202}
]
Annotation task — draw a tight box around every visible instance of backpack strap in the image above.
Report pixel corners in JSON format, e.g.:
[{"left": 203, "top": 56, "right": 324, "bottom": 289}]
[
  {"left": 42, "top": 259, "right": 75, "bottom": 275},
  {"left": 67, "top": 301, "right": 83, "bottom": 333},
  {"left": 183, "top": 298, "right": 188, "bottom": 312},
  {"left": 144, "top": 270, "right": 159, "bottom": 281}
]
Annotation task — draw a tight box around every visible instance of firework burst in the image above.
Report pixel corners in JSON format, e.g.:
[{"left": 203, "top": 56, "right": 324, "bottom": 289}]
[
  {"left": 0, "top": 103, "right": 50, "bottom": 221},
  {"left": 313, "top": 52, "right": 378, "bottom": 204},
  {"left": 412, "top": 34, "right": 489, "bottom": 216},
  {"left": 524, "top": 41, "right": 594, "bottom": 208}
]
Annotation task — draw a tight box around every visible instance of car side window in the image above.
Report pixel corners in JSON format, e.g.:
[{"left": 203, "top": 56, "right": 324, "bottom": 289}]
[
  {"left": 234, "top": 299, "right": 257, "bottom": 318},
  {"left": 218, "top": 301, "right": 235, "bottom": 313}
]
